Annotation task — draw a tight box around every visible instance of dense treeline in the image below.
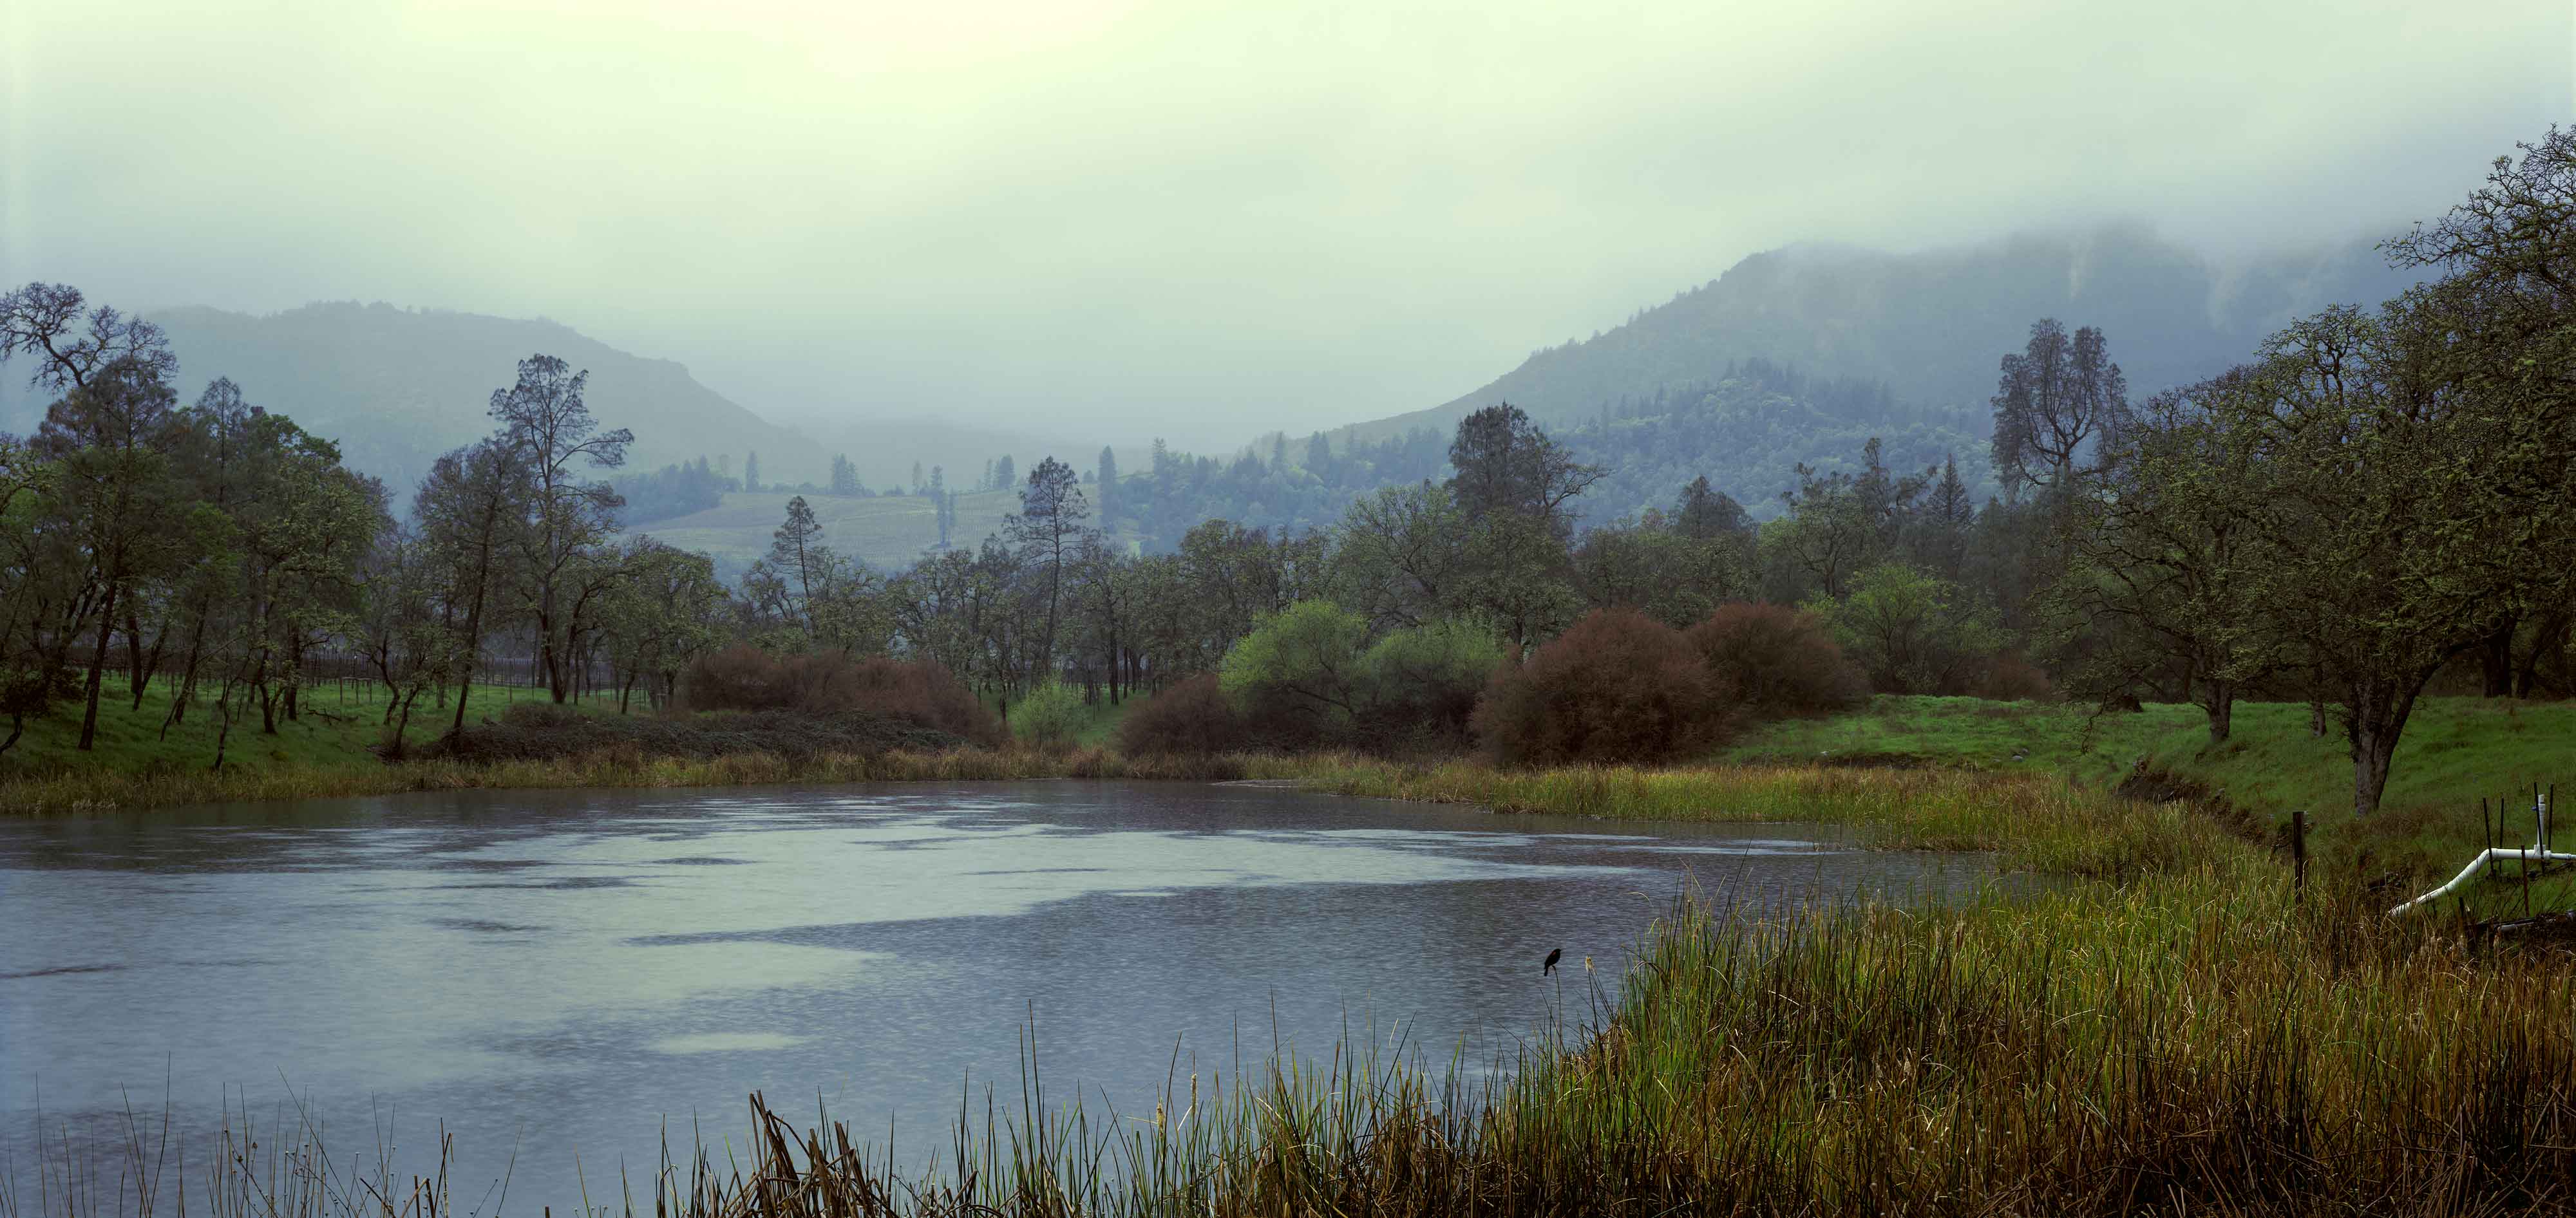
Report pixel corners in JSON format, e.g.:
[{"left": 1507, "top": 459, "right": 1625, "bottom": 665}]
[
  {"left": 5, "top": 131, "right": 2571, "bottom": 821},
  {"left": 0, "top": 315, "right": 732, "bottom": 760},
  {"left": 1074, "top": 360, "right": 1985, "bottom": 553},
  {"left": 2036, "top": 135, "right": 2576, "bottom": 811},
  {"left": 613, "top": 456, "right": 735, "bottom": 525}
]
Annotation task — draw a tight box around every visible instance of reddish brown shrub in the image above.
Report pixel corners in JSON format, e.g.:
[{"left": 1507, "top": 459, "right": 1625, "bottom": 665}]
[
  {"left": 1976, "top": 651, "right": 2055, "bottom": 702},
  {"left": 1472, "top": 608, "right": 1733, "bottom": 765},
  {"left": 1115, "top": 673, "right": 1249, "bottom": 756},
  {"left": 679, "top": 647, "right": 1003, "bottom": 745},
  {"left": 678, "top": 644, "right": 791, "bottom": 711},
  {"left": 1684, "top": 603, "right": 1868, "bottom": 720}
]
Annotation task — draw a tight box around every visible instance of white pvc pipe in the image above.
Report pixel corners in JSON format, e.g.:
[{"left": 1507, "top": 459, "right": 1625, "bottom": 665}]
[
  {"left": 2389, "top": 846, "right": 2576, "bottom": 915},
  {"left": 2389, "top": 792, "right": 2564, "bottom": 916}
]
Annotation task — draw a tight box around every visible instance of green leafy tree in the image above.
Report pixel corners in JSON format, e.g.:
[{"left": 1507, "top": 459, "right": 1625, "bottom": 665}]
[
  {"left": 1331, "top": 483, "right": 1472, "bottom": 632},
  {"left": 0, "top": 436, "right": 61, "bottom": 756},
  {"left": 489, "top": 354, "right": 633, "bottom": 702},
  {"left": 1354, "top": 619, "right": 1504, "bottom": 747},
  {"left": 415, "top": 437, "right": 525, "bottom": 738},
  {"left": 1811, "top": 563, "right": 2003, "bottom": 695},
  {"left": 1218, "top": 600, "right": 1370, "bottom": 740},
  {"left": 33, "top": 359, "right": 186, "bottom": 749},
  {"left": 768, "top": 495, "right": 827, "bottom": 633},
  {"left": 1009, "top": 679, "right": 1086, "bottom": 749},
  {"left": 2056, "top": 368, "right": 2280, "bottom": 741},
  {"left": 1444, "top": 402, "right": 1602, "bottom": 536},
  {"left": 1005, "top": 456, "right": 1092, "bottom": 673}
]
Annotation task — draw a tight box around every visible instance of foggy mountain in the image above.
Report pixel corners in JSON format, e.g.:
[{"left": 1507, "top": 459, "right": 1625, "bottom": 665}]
[
  {"left": 1096, "top": 224, "right": 2437, "bottom": 545},
  {"left": 1327, "top": 225, "right": 2427, "bottom": 447},
  {"left": 0, "top": 302, "right": 818, "bottom": 491},
  {"left": 0, "top": 301, "right": 1081, "bottom": 497}
]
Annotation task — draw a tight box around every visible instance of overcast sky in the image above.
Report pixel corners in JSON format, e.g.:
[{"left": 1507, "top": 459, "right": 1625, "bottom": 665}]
[{"left": 5, "top": 0, "right": 2568, "bottom": 449}]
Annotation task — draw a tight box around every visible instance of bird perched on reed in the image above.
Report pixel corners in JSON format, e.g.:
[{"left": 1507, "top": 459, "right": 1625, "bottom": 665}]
[{"left": 1542, "top": 948, "right": 1562, "bottom": 975}]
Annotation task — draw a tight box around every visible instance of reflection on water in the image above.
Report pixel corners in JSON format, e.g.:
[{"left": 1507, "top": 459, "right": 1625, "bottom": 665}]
[{"left": 1, "top": 781, "right": 1998, "bottom": 1206}]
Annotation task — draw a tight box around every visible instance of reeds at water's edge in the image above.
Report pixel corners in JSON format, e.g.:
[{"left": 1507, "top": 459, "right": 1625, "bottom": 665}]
[
  {"left": 0, "top": 746, "right": 1259, "bottom": 816},
  {"left": 11, "top": 871, "right": 2572, "bottom": 1217}
]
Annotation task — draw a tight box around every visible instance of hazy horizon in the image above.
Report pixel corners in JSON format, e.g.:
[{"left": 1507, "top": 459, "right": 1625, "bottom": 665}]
[{"left": 8, "top": 0, "right": 2569, "bottom": 449}]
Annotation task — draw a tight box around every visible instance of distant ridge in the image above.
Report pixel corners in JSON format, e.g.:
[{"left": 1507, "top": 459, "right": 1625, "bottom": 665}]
[
  {"left": 1323, "top": 225, "right": 2425, "bottom": 447},
  {"left": 0, "top": 301, "right": 828, "bottom": 492}
]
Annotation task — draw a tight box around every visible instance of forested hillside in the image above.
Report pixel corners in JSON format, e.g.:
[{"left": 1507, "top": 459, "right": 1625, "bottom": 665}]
[
  {"left": 1330, "top": 225, "right": 2423, "bottom": 445},
  {"left": 1110, "top": 361, "right": 1988, "bottom": 545},
  {"left": 1103, "top": 227, "right": 2421, "bottom": 543}
]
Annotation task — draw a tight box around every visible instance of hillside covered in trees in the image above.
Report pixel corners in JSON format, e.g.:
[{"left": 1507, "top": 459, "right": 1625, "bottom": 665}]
[
  {"left": 1326, "top": 225, "right": 2425, "bottom": 443},
  {"left": 1105, "top": 227, "right": 2416, "bottom": 546},
  {"left": 1110, "top": 361, "right": 1991, "bottom": 547}
]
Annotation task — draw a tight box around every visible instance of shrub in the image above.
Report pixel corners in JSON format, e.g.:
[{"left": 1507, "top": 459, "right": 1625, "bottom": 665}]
[
  {"left": 1009, "top": 680, "right": 1086, "bottom": 749},
  {"left": 679, "top": 647, "right": 1003, "bottom": 745},
  {"left": 1218, "top": 601, "right": 1371, "bottom": 746},
  {"left": 1978, "top": 651, "right": 2056, "bottom": 701},
  {"left": 1472, "top": 608, "right": 1732, "bottom": 765},
  {"left": 1115, "top": 673, "right": 1248, "bottom": 756},
  {"left": 1354, "top": 619, "right": 1506, "bottom": 750},
  {"left": 679, "top": 643, "right": 791, "bottom": 711},
  {"left": 1808, "top": 563, "right": 2005, "bottom": 695},
  {"left": 1684, "top": 603, "right": 1866, "bottom": 719}
]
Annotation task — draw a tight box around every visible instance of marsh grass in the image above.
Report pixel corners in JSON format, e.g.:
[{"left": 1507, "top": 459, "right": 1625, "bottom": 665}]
[
  {"left": 0, "top": 745, "right": 1260, "bottom": 814},
  {"left": 1260, "top": 754, "right": 2249, "bottom": 878},
  {"left": 15, "top": 872, "right": 2573, "bottom": 1217}
]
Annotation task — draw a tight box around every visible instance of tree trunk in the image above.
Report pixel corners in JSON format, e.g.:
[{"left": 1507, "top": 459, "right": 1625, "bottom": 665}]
[
  {"left": 543, "top": 625, "right": 572, "bottom": 704},
  {"left": 450, "top": 582, "right": 488, "bottom": 738},
  {"left": 75, "top": 585, "right": 117, "bottom": 751},
  {"left": 2351, "top": 722, "right": 2398, "bottom": 820},
  {"left": 124, "top": 610, "right": 153, "bottom": 710},
  {"left": 388, "top": 689, "right": 419, "bottom": 760},
  {"left": 165, "top": 612, "right": 209, "bottom": 735},
  {"left": 2201, "top": 680, "right": 2234, "bottom": 746},
  {"left": 211, "top": 693, "right": 234, "bottom": 771},
  {"left": 2343, "top": 671, "right": 2429, "bottom": 818},
  {"left": 2308, "top": 698, "right": 2326, "bottom": 738},
  {"left": 2514, "top": 612, "right": 2569, "bottom": 698},
  {"left": 2477, "top": 619, "right": 2515, "bottom": 697}
]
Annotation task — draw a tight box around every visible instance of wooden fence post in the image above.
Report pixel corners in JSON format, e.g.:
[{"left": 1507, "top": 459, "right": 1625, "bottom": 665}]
[{"left": 2291, "top": 809, "right": 2307, "bottom": 900}]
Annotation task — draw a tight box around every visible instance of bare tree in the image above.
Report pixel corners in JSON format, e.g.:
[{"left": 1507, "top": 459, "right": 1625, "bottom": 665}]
[{"left": 0, "top": 283, "right": 176, "bottom": 393}]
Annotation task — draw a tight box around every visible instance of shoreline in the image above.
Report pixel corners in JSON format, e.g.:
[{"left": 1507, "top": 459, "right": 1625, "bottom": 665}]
[{"left": 2, "top": 746, "right": 2230, "bottom": 881}]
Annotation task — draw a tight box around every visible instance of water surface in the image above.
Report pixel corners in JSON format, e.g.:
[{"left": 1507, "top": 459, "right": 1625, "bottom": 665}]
[{"left": 1, "top": 780, "right": 1994, "bottom": 1206}]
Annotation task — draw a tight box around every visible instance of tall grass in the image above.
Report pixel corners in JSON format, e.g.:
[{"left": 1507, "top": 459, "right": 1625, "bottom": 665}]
[
  {"left": 1262, "top": 754, "right": 2249, "bottom": 877},
  {"left": 16, "top": 871, "right": 2571, "bottom": 1217},
  {"left": 0, "top": 746, "right": 1258, "bottom": 815}
]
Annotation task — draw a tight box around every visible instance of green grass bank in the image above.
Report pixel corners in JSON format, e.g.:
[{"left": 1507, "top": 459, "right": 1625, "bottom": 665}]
[{"left": 1723, "top": 694, "right": 2576, "bottom": 899}]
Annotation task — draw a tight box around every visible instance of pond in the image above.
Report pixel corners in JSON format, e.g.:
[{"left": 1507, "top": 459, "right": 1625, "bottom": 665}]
[{"left": 0, "top": 780, "right": 1999, "bottom": 1207}]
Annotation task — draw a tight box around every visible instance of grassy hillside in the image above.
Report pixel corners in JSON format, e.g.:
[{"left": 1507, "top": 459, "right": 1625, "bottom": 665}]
[
  {"left": 1725, "top": 695, "right": 2576, "bottom": 897},
  {"left": 631, "top": 488, "right": 1027, "bottom": 575}
]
